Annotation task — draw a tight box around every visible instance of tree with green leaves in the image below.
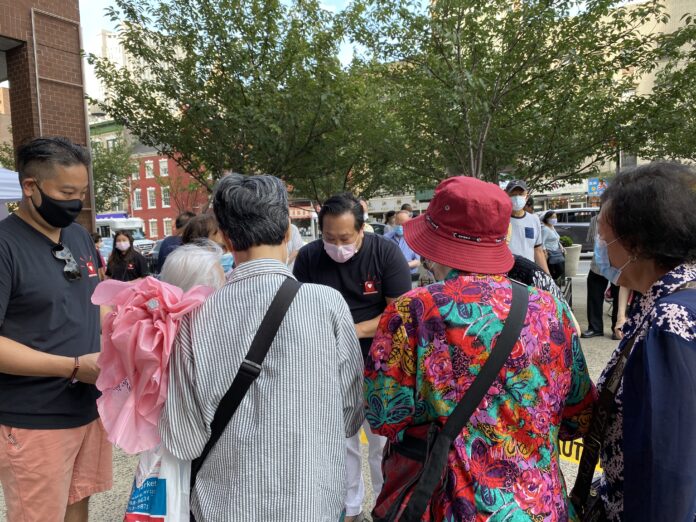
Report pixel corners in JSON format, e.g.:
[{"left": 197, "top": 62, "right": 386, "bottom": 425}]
[
  {"left": 89, "top": 0, "right": 407, "bottom": 201},
  {"left": 344, "top": 0, "right": 673, "bottom": 189},
  {"left": 0, "top": 141, "right": 13, "bottom": 171},
  {"left": 91, "top": 136, "right": 136, "bottom": 212}
]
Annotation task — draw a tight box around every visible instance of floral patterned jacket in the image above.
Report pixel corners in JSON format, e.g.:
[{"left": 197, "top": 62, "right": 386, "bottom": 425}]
[
  {"left": 365, "top": 272, "right": 596, "bottom": 521},
  {"left": 597, "top": 263, "right": 696, "bottom": 522}
]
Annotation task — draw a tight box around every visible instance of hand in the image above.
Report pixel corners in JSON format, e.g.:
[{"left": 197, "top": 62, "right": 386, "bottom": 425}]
[{"left": 75, "top": 353, "right": 101, "bottom": 384}]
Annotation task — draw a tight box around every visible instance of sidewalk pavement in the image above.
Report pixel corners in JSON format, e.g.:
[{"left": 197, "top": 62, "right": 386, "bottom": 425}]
[{"left": 1, "top": 266, "right": 618, "bottom": 520}]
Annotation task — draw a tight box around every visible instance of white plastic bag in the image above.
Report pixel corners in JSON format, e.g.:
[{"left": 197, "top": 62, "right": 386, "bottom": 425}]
[{"left": 124, "top": 445, "right": 190, "bottom": 522}]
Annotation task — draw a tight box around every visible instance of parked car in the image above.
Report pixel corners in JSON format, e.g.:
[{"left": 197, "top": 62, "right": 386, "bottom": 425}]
[
  {"left": 368, "top": 222, "right": 386, "bottom": 235},
  {"left": 144, "top": 240, "right": 163, "bottom": 275},
  {"left": 546, "top": 207, "right": 599, "bottom": 252}
]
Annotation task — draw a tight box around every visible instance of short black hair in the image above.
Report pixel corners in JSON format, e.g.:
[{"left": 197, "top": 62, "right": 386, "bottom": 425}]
[
  {"left": 401, "top": 203, "right": 413, "bottom": 211},
  {"left": 601, "top": 162, "right": 696, "bottom": 269},
  {"left": 90, "top": 232, "right": 101, "bottom": 244},
  {"left": 542, "top": 210, "right": 556, "bottom": 224},
  {"left": 181, "top": 213, "right": 219, "bottom": 244},
  {"left": 319, "top": 193, "right": 364, "bottom": 231},
  {"left": 17, "top": 137, "right": 90, "bottom": 181},
  {"left": 213, "top": 173, "right": 289, "bottom": 251},
  {"left": 175, "top": 211, "right": 196, "bottom": 230},
  {"left": 384, "top": 210, "right": 396, "bottom": 223}
]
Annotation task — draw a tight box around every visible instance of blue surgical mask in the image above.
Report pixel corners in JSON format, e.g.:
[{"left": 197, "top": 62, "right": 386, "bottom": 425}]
[
  {"left": 594, "top": 236, "right": 632, "bottom": 285},
  {"left": 510, "top": 195, "right": 527, "bottom": 212},
  {"left": 394, "top": 225, "right": 404, "bottom": 236},
  {"left": 220, "top": 253, "right": 234, "bottom": 273}
]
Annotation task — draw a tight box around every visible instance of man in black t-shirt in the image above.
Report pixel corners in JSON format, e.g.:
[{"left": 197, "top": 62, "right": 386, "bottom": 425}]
[
  {"left": 0, "top": 138, "right": 112, "bottom": 522},
  {"left": 294, "top": 193, "right": 411, "bottom": 522}
]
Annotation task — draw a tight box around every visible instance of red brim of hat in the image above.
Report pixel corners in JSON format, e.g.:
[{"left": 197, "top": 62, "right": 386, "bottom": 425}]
[{"left": 403, "top": 214, "right": 514, "bottom": 275}]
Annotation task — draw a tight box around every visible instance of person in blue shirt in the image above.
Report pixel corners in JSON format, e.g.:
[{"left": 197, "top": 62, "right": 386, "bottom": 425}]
[
  {"left": 156, "top": 211, "right": 195, "bottom": 273},
  {"left": 384, "top": 210, "right": 420, "bottom": 281},
  {"left": 592, "top": 162, "right": 696, "bottom": 522}
]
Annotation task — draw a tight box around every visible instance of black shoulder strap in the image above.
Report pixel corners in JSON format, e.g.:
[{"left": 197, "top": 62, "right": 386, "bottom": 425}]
[
  {"left": 190, "top": 277, "right": 301, "bottom": 490},
  {"left": 400, "top": 281, "right": 529, "bottom": 521}
]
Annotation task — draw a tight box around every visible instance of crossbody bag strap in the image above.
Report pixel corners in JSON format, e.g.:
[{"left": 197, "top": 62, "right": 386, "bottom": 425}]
[
  {"left": 570, "top": 335, "right": 635, "bottom": 515},
  {"left": 571, "top": 279, "right": 696, "bottom": 514},
  {"left": 190, "top": 277, "right": 301, "bottom": 491},
  {"left": 400, "top": 281, "right": 529, "bottom": 522}
]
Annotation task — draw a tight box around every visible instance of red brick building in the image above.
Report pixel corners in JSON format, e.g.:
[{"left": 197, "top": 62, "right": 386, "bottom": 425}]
[
  {"left": 0, "top": 0, "right": 94, "bottom": 227},
  {"left": 128, "top": 146, "right": 209, "bottom": 240}
]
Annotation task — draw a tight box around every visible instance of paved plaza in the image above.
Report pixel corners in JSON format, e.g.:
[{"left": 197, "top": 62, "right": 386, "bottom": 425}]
[{"left": 1, "top": 258, "right": 618, "bottom": 520}]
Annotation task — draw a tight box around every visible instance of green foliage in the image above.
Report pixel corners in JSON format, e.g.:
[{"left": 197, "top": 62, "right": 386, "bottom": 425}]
[
  {"left": 0, "top": 140, "right": 14, "bottom": 170},
  {"left": 91, "top": 136, "right": 136, "bottom": 212},
  {"left": 89, "top": 0, "right": 409, "bottom": 201},
  {"left": 559, "top": 235, "right": 574, "bottom": 248},
  {"left": 344, "top": 0, "right": 671, "bottom": 189}
]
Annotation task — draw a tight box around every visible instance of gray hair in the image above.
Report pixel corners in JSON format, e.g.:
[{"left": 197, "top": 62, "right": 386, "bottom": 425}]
[
  {"left": 159, "top": 241, "right": 226, "bottom": 291},
  {"left": 213, "top": 173, "right": 289, "bottom": 251}
]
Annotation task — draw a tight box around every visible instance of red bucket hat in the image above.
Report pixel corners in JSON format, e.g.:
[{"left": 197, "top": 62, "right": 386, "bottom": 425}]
[{"left": 403, "top": 176, "right": 514, "bottom": 274}]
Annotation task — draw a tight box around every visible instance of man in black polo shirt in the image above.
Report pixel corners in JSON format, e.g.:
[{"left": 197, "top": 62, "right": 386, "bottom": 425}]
[
  {"left": 0, "top": 138, "right": 111, "bottom": 522},
  {"left": 293, "top": 193, "right": 411, "bottom": 521}
]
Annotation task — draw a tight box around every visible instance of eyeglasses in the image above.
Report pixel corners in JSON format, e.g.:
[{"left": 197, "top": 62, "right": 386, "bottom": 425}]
[{"left": 52, "top": 244, "right": 82, "bottom": 281}]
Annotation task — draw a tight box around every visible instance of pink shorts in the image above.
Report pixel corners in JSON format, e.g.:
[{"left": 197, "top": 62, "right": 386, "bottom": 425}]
[{"left": 0, "top": 419, "right": 113, "bottom": 522}]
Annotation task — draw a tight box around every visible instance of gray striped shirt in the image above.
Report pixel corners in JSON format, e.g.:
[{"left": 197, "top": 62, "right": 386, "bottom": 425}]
[{"left": 159, "top": 259, "right": 364, "bottom": 521}]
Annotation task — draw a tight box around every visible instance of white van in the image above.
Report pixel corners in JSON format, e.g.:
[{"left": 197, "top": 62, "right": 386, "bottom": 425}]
[{"left": 95, "top": 214, "right": 156, "bottom": 254}]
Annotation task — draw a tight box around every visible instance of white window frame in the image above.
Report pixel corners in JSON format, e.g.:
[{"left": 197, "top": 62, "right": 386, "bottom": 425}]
[
  {"left": 133, "top": 189, "right": 142, "bottom": 210},
  {"left": 131, "top": 169, "right": 139, "bottom": 181},
  {"left": 161, "top": 186, "right": 171, "bottom": 208},
  {"left": 145, "top": 160, "right": 154, "bottom": 178},
  {"left": 149, "top": 219, "right": 159, "bottom": 238},
  {"left": 147, "top": 187, "right": 157, "bottom": 208},
  {"left": 163, "top": 218, "right": 173, "bottom": 237},
  {"left": 159, "top": 158, "right": 169, "bottom": 177}
]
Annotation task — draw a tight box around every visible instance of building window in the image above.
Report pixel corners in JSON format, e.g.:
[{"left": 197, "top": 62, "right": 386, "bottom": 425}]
[
  {"left": 133, "top": 189, "right": 142, "bottom": 210},
  {"left": 131, "top": 169, "right": 139, "bottom": 180},
  {"left": 163, "top": 218, "right": 173, "bottom": 237},
  {"left": 106, "top": 138, "right": 117, "bottom": 151},
  {"left": 161, "top": 187, "right": 170, "bottom": 208},
  {"left": 145, "top": 160, "right": 154, "bottom": 178},
  {"left": 159, "top": 159, "right": 169, "bottom": 177},
  {"left": 149, "top": 219, "right": 159, "bottom": 238},
  {"left": 147, "top": 187, "right": 157, "bottom": 208}
]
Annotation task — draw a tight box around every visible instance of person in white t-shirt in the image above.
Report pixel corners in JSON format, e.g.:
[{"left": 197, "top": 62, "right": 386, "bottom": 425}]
[
  {"left": 505, "top": 180, "right": 550, "bottom": 274},
  {"left": 286, "top": 223, "right": 304, "bottom": 271}
]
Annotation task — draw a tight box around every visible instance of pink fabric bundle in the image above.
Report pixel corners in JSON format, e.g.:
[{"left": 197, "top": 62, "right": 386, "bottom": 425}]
[{"left": 92, "top": 276, "right": 213, "bottom": 454}]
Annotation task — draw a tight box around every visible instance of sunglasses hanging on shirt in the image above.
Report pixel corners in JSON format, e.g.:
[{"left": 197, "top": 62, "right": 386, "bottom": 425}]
[{"left": 52, "top": 243, "right": 82, "bottom": 281}]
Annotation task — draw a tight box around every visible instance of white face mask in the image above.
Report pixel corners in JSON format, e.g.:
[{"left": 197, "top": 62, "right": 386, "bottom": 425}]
[
  {"left": 115, "top": 241, "right": 130, "bottom": 252},
  {"left": 510, "top": 195, "right": 527, "bottom": 212}
]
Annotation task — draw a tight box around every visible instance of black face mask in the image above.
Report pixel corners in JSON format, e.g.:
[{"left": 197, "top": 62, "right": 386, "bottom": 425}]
[{"left": 32, "top": 182, "right": 83, "bottom": 228}]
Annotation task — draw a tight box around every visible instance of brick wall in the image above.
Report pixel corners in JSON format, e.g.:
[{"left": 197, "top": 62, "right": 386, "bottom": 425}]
[
  {"left": 129, "top": 155, "right": 210, "bottom": 240},
  {"left": 0, "top": 0, "right": 93, "bottom": 229}
]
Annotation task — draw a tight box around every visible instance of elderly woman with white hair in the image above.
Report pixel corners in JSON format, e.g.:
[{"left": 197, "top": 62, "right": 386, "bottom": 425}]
[{"left": 160, "top": 241, "right": 227, "bottom": 291}]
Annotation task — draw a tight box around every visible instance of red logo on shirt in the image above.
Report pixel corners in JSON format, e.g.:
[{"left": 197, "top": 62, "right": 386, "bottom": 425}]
[
  {"left": 85, "top": 261, "right": 97, "bottom": 278},
  {"left": 363, "top": 280, "right": 378, "bottom": 295},
  {"left": 127, "top": 263, "right": 135, "bottom": 270}
]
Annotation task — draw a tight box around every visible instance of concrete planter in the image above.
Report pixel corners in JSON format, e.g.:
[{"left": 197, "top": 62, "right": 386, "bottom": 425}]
[{"left": 564, "top": 244, "right": 582, "bottom": 277}]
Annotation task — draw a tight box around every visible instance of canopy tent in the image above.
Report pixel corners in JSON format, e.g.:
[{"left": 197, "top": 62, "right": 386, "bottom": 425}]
[
  {"left": 0, "top": 167, "right": 21, "bottom": 221},
  {"left": 0, "top": 167, "right": 21, "bottom": 203}
]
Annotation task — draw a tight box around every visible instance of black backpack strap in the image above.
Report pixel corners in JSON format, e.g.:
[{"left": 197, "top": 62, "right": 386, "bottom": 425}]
[
  {"left": 189, "top": 277, "right": 301, "bottom": 491},
  {"left": 400, "top": 281, "right": 529, "bottom": 522}
]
